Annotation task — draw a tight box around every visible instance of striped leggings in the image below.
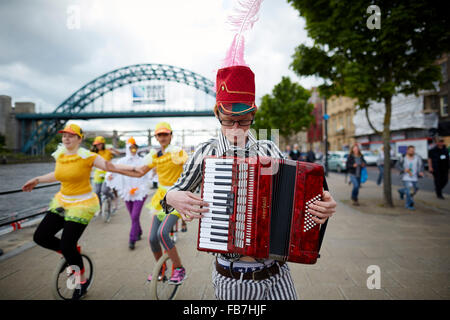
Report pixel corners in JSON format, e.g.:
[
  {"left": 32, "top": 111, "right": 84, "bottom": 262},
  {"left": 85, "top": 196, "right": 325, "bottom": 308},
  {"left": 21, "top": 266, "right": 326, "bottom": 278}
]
[
  {"left": 149, "top": 214, "right": 178, "bottom": 252},
  {"left": 211, "top": 262, "right": 298, "bottom": 300}
]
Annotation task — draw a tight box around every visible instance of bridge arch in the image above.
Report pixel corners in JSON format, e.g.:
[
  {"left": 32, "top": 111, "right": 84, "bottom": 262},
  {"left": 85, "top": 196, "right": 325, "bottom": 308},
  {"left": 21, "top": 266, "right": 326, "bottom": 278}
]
[{"left": 22, "top": 63, "right": 216, "bottom": 154}]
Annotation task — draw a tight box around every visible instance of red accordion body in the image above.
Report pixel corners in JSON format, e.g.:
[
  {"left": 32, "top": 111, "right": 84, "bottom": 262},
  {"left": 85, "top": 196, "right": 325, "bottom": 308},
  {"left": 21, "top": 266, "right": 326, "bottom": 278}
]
[{"left": 197, "top": 156, "right": 325, "bottom": 264}]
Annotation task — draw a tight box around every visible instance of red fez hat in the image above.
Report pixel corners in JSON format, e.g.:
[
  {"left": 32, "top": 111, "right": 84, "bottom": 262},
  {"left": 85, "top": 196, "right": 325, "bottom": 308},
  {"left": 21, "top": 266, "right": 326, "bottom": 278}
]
[{"left": 216, "top": 65, "right": 257, "bottom": 116}]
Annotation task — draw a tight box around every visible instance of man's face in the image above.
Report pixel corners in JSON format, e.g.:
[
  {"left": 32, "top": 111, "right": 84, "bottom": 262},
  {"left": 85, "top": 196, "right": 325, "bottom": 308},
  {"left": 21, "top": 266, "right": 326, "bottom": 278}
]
[
  {"left": 407, "top": 147, "right": 415, "bottom": 156},
  {"left": 437, "top": 140, "right": 444, "bottom": 148},
  {"left": 218, "top": 112, "right": 254, "bottom": 146}
]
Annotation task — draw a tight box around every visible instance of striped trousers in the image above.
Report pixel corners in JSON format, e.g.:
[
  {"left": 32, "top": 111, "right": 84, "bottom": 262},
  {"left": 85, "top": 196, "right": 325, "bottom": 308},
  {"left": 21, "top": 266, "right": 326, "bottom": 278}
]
[{"left": 211, "top": 262, "right": 298, "bottom": 300}]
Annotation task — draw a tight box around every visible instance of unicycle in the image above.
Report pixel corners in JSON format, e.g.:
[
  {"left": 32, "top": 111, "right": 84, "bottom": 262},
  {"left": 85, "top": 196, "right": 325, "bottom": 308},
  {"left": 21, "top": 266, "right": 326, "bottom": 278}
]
[
  {"left": 149, "top": 252, "right": 182, "bottom": 300},
  {"left": 101, "top": 194, "right": 112, "bottom": 223},
  {"left": 149, "top": 221, "right": 183, "bottom": 300},
  {"left": 51, "top": 247, "right": 95, "bottom": 300}
]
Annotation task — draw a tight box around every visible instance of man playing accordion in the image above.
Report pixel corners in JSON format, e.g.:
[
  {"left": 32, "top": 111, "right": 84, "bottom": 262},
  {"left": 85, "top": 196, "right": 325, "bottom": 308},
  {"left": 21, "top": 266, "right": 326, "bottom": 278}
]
[{"left": 161, "top": 65, "right": 337, "bottom": 300}]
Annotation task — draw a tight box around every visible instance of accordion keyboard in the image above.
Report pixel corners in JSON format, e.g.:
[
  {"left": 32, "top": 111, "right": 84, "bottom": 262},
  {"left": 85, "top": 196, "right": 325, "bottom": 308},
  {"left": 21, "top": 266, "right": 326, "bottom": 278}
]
[{"left": 199, "top": 158, "right": 234, "bottom": 251}]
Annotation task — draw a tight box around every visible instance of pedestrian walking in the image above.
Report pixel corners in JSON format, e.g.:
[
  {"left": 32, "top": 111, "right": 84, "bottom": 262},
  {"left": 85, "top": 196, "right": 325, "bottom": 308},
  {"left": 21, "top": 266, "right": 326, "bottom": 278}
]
[
  {"left": 346, "top": 144, "right": 366, "bottom": 206},
  {"left": 105, "top": 137, "right": 150, "bottom": 249},
  {"left": 306, "top": 147, "right": 316, "bottom": 163},
  {"left": 428, "top": 137, "right": 449, "bottom": 199},
  {"left": 289, "top": 143, "right": 301, "bottom": 161},
  {"left": 397, "top": 146, "right": 424, "bottom": 210}
]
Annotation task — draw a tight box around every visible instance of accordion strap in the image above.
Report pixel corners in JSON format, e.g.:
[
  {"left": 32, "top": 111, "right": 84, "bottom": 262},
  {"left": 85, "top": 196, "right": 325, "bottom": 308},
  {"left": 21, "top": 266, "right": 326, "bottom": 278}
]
[
  {"left": 317, "top": 219, "right": 328, "bottom": 256},
  {"left": 317, "top": 176, "right": 330, "bottom": 256}
]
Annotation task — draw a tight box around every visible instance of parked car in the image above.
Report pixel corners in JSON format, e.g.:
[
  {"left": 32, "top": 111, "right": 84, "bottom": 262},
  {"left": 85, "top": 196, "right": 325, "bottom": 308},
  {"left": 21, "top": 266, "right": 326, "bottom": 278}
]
[
  {"left": 327, "top": 151, "right": 348, "bottom": 172},
  {"left": 362, "top": 151, "right": 378, "bottom": 166}
]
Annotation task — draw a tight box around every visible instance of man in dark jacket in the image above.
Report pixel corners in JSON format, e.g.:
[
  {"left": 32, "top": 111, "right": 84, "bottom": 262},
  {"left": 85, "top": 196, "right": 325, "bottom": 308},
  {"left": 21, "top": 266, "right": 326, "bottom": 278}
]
[{"left": 428, "top": 138, "right": 449, "bottom": 199}]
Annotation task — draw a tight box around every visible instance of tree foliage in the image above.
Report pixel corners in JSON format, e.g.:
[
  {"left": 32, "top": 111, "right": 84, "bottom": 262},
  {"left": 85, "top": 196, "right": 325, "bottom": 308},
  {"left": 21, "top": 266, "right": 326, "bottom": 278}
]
[
  {"left": 287, "top": 0, "right": 450, "bottom": 206},
  {"left": 252, "top": 76, "right": 314, "bottom": 143}
]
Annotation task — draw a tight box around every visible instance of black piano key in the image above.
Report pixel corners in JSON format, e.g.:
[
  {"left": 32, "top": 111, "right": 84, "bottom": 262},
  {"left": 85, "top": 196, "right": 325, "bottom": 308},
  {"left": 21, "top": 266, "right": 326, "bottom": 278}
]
[
  {"left": 213, "top": 189, "right": 230, "bottom": 194},
  {"left": 214, "top": 176, "right": 231, "bottom": 180},
  {"left": 215, "top": 167, "right": 233, "bottom": 172},
  {"left": 211, "top": 225, "right": 229, "bottom": 231},
  {"left": 214, "top": 181, "right": 232, "bottom": 186},
  {"left": 211, "top": 238, "right": 228, "bottom": 243},
  {"left": 214, "top": 161, "right": 233, "bottom": 166},
  {"left": 211, "top": 231, "right": 228, "bottom": 237},
  {"left": 211, "top": 210, "right": 231, "bottom": 216},
  {"left": 213, "top": 196, "right": 228, "bottom": 201},
  {"left": 213, "top": 202, "right": 228, "bottom": 207},
  {"left": 212, "top": 216, "right": 229, "bottom": 222}
]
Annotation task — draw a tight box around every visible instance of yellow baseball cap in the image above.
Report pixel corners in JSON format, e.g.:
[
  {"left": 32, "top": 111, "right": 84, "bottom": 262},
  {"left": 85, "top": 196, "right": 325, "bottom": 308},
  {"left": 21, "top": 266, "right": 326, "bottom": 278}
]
[
  {"left": 58, "top": 123, "right": 83, "bottom": 138},
  {"left": 154, "top": 122, "right": 172, "bottom": 135},
  {"left": 93, "top": 136, "right": 106, "bottom": 145}
]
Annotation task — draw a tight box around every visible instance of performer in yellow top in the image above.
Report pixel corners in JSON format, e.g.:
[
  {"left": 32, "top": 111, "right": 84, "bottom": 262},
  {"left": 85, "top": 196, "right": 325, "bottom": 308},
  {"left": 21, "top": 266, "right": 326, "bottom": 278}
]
[
  {"left": 126, "top": 122, "right": 189, "bottom": 284},
  {"left": 90, "top": 136, "right": 120, "bottom": 213},
  {"left": 22, "top": 123, "right": 139, "bottom": 300}
]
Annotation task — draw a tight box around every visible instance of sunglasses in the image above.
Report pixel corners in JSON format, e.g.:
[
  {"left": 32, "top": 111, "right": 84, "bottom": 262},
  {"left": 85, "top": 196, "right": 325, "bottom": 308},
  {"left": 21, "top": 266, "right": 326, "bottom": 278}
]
[{"left": 218, "top": 116, "right": 254, "bottom": 127}]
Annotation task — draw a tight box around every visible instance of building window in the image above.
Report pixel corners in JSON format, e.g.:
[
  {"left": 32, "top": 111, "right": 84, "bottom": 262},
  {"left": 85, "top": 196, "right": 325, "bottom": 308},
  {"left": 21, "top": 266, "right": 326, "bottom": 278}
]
[{"left": 441, "top": 95, "right": 448, "bottom": 117}]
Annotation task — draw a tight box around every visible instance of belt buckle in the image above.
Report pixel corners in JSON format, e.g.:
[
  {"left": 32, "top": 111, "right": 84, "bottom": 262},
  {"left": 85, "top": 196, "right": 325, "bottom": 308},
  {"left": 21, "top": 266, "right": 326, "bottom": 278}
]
[{"left": 252, "top": 267, "right": 270, "bottom": 281}]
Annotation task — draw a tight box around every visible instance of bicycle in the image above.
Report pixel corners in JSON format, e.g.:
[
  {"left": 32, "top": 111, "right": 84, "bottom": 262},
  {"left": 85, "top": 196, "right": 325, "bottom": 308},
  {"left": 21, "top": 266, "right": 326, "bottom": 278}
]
[
  {"left": 51, "top": 246, "right": 95, "bottom": 300},
  {"left": 101, "top": 186, "right": 117, "bottom": 223},
  {"left": 149, "top": 219, "right": 185, "bottom": 300}
]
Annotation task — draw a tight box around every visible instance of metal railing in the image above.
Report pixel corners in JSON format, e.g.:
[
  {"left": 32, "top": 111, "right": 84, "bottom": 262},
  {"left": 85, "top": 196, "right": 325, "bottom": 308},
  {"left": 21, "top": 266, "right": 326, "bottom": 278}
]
[{"left": 0, "top": 183, "right": 60, "bottom": 232}]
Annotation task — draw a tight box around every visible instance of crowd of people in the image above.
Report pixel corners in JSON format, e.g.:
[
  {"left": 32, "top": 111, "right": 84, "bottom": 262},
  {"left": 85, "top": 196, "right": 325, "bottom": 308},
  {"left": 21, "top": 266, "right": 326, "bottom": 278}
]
[
  {"left": 282, "top": 143, "right": 317, "bottom": 163},
  {"left": 344, "top": 138, "right": 449, "bottom": 210}
]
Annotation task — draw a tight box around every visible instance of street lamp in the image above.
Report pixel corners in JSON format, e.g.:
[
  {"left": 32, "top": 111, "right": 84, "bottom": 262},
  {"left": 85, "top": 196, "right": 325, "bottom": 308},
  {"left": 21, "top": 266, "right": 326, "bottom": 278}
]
[{"left": 323, "top": 97, "right": 329, "bottom": 176}]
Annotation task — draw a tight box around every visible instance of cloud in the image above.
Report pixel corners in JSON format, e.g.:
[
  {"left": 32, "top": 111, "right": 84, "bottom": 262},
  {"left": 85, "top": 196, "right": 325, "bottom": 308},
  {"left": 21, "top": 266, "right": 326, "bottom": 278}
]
[{"left": 0, "top": 0, "right": 319, "bottom": 133}]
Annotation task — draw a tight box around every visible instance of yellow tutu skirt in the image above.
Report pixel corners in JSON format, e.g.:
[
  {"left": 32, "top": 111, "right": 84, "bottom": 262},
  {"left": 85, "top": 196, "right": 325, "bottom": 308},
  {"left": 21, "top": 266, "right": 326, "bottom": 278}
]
[
  {"left": 146, "top": 185, "right": 181, "bottom": 221},
  {"left": 93, "top": 169, "right": 106, "bottom": 184},
  {"left": 49, "top": 191, "right": 100, "bottom": 225}
]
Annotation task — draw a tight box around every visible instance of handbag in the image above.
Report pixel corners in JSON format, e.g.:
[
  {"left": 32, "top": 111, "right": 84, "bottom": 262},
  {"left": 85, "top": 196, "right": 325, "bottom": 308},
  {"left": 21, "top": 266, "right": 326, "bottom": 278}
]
[{"left": 360, "top": 167, "right": 368, "bottom": 184}]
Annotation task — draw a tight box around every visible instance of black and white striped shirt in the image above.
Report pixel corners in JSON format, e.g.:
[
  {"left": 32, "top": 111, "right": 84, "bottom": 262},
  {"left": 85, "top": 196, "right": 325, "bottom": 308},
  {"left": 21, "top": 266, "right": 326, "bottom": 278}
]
[{"left": 160, "top": 130, "right": 285, "bottom": 262}]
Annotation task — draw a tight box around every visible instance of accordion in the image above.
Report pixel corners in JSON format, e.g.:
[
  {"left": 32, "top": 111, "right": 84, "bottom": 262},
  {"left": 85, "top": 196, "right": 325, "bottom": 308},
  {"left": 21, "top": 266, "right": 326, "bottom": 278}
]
[{"left": 197, "top": 156, "right": 327, "bottom": 264}]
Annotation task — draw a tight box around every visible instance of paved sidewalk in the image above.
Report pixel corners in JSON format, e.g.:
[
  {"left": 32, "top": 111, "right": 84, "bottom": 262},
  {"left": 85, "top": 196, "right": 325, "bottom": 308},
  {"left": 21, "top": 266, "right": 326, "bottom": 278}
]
[{"left": 0, "top": 174, "right": 449, "bottom": 300}]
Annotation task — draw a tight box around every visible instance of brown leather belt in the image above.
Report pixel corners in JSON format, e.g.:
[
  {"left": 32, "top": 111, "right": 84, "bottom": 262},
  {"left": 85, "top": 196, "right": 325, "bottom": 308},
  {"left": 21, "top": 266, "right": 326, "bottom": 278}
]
[{"left": 215, "top": 260, "right": 285, "bottom": 281}]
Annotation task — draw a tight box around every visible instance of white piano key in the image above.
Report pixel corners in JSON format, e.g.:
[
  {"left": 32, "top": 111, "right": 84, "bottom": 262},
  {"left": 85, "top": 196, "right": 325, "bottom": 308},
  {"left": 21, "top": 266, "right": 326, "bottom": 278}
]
[
  {"left": 199, "top": 225, "right": 229, "bottom": 234},
  {"left": 203, "top": 196, "right": 228, "bottom": 203},
  {"left": 200, "top": 218, "right": 230, "bottom": 227},
  {"left": 202, "top": 212, "right": 230, "bottom": 220},
  {"left": 198, "top": 240, "right": 228, "bottom": 251},
  {"left": 199, "top": 222, "right": 229, "bottom": 232},
  {"left": 199, "top": 236, "right": 228, "bottom": 244},
  {"left": 202, "top": 183, "right": 232, "bottom": 191},
  {"left": 204, "top": 176, "right": 232, "bottom": 182},
  {"left": 200, "top": 230, "right": 229, "bottom": 241}
]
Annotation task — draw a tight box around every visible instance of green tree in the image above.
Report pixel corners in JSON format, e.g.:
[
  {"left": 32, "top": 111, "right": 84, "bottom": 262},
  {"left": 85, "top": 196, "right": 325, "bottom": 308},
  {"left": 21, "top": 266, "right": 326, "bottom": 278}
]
[
  {"left": 252, "top": 76, "right": 314, "bottom": 145},
  {"left": 288, "top": 0, "right": 450, "bottom": 206}
]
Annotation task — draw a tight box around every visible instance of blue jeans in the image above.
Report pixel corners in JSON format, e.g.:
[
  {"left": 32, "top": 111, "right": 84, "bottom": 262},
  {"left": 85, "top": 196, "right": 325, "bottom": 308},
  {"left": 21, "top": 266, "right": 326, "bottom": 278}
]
[
  {"left": 399, "top": 181, "right": 418, "bottom": 208},
  {"left": 377, "top": 165, "right": 384, "bottom": 185},
  {"left": 350, "top": 175, "right": 361, "bottom": 201}
]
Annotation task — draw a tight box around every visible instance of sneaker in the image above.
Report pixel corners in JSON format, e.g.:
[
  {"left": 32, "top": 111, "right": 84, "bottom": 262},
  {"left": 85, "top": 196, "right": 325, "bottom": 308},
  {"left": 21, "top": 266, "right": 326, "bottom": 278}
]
[
  {"left": 129, "top": 241, "right": 135, "bottom": 250},
  {"left": 168, "top": 267, "right": 186, "bottom": 285},
  {"left": 72, "top": 281, "right": 89, "bottom": 300}
]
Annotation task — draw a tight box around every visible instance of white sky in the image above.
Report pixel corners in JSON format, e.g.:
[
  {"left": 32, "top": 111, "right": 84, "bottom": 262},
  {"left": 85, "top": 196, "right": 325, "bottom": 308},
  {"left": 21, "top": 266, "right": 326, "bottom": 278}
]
[{"left": 0, "top": 0, "right": 322, "bottom": 146}]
